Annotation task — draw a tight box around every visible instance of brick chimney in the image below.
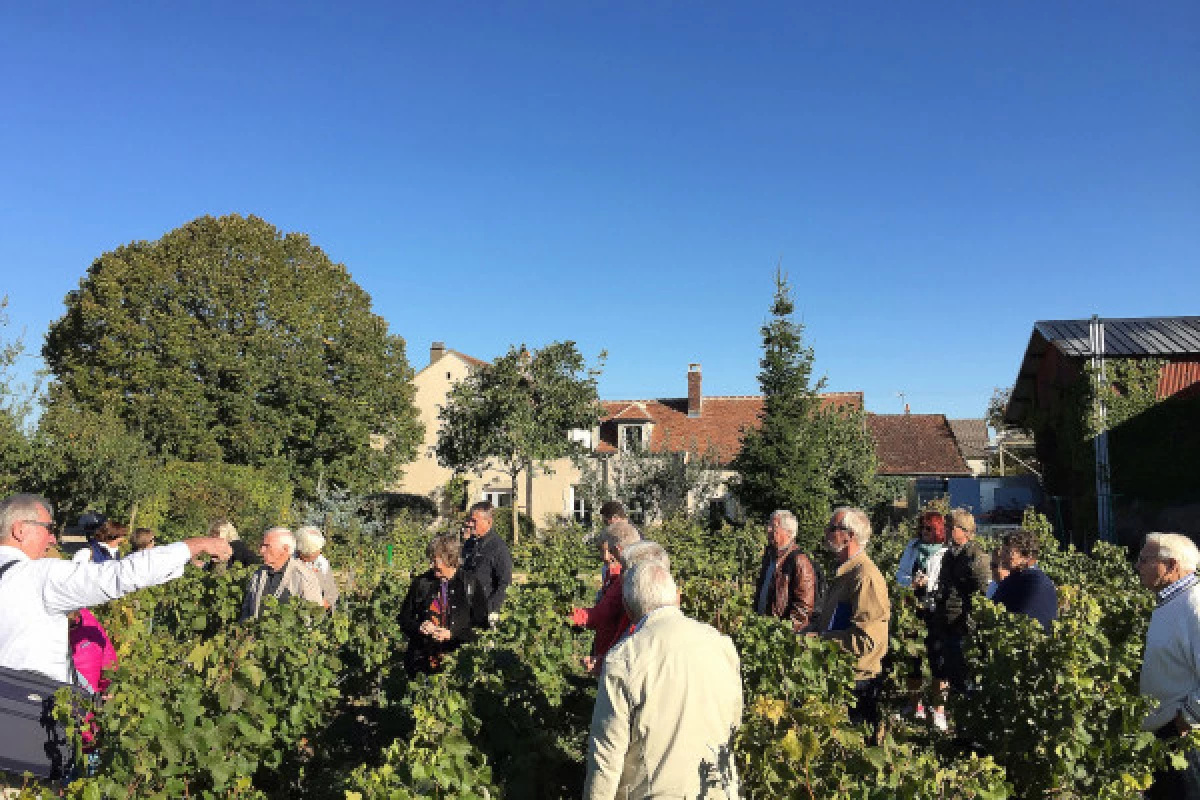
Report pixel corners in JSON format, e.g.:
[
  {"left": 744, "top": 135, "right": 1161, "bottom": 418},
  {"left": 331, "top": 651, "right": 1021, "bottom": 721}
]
[
  {"left": 430, "top": 341, "right": 446, "bottom": 366},
  {"left": 687, "top": 363, "right": 702, "bottom": 418}
]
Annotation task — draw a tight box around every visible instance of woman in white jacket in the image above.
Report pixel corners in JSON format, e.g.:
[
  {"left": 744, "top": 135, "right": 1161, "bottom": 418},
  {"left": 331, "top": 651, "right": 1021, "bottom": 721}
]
[
  {"left": 896, "top": 511, "right": 950, "bottom": 729},
  {"left": 896, "top": 511, "right": 947, "bottom": 602}
]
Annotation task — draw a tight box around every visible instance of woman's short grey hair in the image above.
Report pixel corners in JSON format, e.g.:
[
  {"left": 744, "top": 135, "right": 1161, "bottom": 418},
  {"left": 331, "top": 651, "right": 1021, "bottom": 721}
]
[
  {"left": 209, "top": 519, "right": 240, "bottom": 542},
  {"left": 264, "top": 527, "right": 296, "bottom": 553},
  {"left": 771, "top": 510, "right": 798, "bottom": 540},
  {"left": 294, "top": 526, "right": 326, "bottom": 556},
  {"left": 427, "top": 532, "right": 462, "bottom": 569},
  {"left": 601, "top": 520, "right": 642, "bottom": 553},
  {"left": 1146, "top": 532, "right": 1200, "bottom": 574},
  {"left": 619, "top": 540, "right": 670, "bottom": 572},
  {"left": 623, "top": 562, "right": 678, "bottom": 621},
  {"left": 0, "top": 494, "right": 53, "bottom": 543},
  {"left": 831, "top": 506, "right": 872, "bottom": 546}
]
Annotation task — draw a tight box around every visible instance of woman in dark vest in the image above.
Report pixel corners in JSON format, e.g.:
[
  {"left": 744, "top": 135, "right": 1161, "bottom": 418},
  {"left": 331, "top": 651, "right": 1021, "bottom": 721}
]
[{"left": 399, "top": 532, "right": 489, "bottom": 675}]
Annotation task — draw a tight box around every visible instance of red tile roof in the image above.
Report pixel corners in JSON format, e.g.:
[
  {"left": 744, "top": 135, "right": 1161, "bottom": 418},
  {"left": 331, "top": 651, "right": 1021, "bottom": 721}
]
[
  {"left": 448, "top": 349, "right": 488, "bottom": 368},
  {"left": 596, "top": 391, "right": 864, "bottom": 464},
  {"left": 866, "top": 414, "right": 971, "bottom": 477}
]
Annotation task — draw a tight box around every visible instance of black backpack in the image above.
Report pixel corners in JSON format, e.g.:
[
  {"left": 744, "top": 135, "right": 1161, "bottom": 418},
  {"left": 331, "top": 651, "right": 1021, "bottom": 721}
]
[{"left": 0, "top": 560, "right": 90, "bottom": 780}]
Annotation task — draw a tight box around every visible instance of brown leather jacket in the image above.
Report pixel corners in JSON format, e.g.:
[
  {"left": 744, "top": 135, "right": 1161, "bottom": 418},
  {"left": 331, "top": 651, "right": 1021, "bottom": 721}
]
[{"left": 753, "top": 542, "right": 817, "bottom": 632}]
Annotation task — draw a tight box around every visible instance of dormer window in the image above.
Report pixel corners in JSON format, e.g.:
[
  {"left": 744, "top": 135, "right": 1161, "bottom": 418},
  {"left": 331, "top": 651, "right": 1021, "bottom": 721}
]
[{"left": 621, "top": 424, "right": 645, "bottom": 453}]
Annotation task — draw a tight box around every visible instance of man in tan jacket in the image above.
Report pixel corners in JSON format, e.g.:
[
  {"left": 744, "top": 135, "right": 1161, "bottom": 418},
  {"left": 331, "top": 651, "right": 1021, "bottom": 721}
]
[
  {"left": 239, "top": 527, "right": 324, "bottom": 621},
  {"left": 813, "top": 506, "right": 891, "bottom": 729},
  {"left": 584, "top": 562, "right": 743, "bottom": 800}
]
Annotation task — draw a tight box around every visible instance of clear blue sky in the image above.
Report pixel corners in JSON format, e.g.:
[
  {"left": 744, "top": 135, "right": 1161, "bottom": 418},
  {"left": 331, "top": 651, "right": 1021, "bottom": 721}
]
[{"left": 2, "top": 2, "right": 1197, "bottom": 420}]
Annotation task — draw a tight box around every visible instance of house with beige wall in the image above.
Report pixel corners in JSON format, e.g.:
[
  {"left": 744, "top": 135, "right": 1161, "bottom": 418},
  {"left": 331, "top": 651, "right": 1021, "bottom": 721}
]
[{"left": 393, "top": 343, "right": 864, "bottom": 529}]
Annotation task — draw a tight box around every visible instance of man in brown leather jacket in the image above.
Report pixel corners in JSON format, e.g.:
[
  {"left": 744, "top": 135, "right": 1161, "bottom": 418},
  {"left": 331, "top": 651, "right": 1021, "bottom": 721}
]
[{"left": 753, "top": 510, "right": 817, "bottom": 632}]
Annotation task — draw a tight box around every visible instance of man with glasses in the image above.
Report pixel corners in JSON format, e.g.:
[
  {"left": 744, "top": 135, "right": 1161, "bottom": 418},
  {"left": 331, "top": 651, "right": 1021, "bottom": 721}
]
[
  {"left": 0, "top": 493, "right": 232, "bottom": 683},
  {"left": 812, "top": 506, "right": 890, "bottom": 731},
  {"left": 927, "top": 507, "right": 991, "bottom": 718},
  {"left": 1137, "top": 532, "right": 1200, "bottom": 799}
]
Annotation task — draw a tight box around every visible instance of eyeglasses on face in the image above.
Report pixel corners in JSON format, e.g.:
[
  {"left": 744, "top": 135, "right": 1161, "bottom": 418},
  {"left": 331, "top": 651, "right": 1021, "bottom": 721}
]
[
  {"left": 825, "top": 523, "right": 852, "bottom": 534},
  {"left": 22, "top": 520, "right": 53, "bottom": 530}
]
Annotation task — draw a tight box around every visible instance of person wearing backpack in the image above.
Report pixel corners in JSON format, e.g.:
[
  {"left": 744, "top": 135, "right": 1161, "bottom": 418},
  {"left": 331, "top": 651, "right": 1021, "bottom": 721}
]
[{"left": 753, "top": 510, "right": 818, "bottom": 633}]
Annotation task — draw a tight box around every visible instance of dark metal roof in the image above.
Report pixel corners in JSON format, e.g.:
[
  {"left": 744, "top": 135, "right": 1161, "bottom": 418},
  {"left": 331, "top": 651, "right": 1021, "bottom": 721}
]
[
  {"left": 1035, "top": 317, "right": 1200, "bottom": 357},
  {"left": 1004, "top": 316, "right": 1200, "bottom": 426}
]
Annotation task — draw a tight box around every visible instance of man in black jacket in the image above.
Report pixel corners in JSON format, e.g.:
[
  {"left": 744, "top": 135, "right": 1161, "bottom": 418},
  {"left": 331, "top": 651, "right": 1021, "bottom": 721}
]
[
  {"left": 461, "top": 501, "right": 513, "bottom": 623},
  {"left": 928, "top": 508, "right": 991, "bottom": 696}
]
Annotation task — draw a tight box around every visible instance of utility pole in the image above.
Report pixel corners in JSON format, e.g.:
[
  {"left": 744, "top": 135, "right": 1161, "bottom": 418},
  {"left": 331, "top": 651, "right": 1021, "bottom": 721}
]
[{"left": 1090, "top": 315, "right": 1115, "bottom": 544}]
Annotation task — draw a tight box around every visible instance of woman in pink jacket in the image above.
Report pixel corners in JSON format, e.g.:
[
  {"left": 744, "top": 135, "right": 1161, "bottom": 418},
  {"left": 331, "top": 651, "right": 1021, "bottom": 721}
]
[{"left": 568, "top": 521, "right": 641, "bottom": 674}]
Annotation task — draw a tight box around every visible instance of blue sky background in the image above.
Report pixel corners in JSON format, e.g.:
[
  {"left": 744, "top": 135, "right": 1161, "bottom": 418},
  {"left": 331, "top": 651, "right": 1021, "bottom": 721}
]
[{"left": 1, "top": 2, "right": 1197, "bottom": 420}]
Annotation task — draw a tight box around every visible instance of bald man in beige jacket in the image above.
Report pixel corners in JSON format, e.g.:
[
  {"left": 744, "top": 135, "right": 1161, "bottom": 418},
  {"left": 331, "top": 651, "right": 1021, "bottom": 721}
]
[{"left": 584, "top": 562, "right": 743, "bottom": 800}]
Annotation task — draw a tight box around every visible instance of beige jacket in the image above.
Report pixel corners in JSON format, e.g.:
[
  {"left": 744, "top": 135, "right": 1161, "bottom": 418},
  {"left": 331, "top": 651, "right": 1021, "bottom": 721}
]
[
  {"left": 814, "top": 550, "right": 891, "bottom": 680},
  {"left": 240, "top": 558, "right": 324, "bottom": 620},
  {"left": 584, "top": 606, "right": 743, "bottom": 800}
]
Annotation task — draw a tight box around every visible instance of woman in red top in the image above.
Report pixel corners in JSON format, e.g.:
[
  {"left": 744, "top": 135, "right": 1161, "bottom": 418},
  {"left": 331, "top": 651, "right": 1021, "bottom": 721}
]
[{"left": 568, "top": 520, "right": 641, "bottom": 675}]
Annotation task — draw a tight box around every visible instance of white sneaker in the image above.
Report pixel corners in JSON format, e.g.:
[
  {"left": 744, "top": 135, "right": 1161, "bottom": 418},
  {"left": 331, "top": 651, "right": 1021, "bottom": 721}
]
[{"left": 932, "top": 710, "right": 948, "bottom": 732}]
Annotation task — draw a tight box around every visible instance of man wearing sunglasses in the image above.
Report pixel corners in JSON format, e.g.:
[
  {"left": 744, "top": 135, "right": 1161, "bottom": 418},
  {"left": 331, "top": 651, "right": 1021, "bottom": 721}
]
[
  {"left": 0, "top": 493, "right": 232, "bottom": 683},
  {"left": 812, "top": 506, "right": 890, "bottom": 731}
]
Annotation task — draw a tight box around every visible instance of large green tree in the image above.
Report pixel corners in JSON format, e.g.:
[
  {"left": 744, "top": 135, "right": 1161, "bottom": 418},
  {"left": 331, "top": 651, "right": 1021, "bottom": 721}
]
[
  {"left": 732, "top": 270, "right": 877, "bottom": 547},
  {"left": 435, "top": 342, "right": 603, "bottom": 542},
  {"left": 42, "top": 214, "right": 422, "bottom": 497}
]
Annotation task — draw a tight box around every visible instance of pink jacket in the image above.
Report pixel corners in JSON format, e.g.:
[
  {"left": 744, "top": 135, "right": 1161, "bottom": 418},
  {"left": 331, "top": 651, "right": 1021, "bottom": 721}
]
[{"left": 70, "top": 608, "right": 117, "bottom": 694}]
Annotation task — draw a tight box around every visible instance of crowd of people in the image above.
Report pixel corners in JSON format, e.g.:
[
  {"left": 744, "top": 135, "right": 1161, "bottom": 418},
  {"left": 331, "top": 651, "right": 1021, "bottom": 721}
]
[{"left": 2, "top": 489, "right": 1199, "bottom": 797}]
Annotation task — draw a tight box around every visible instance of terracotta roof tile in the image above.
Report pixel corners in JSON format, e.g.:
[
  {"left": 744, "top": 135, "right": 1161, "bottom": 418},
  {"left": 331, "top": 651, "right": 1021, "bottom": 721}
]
[
  {"left": 866, "top": 414, "right": 971, "bottom": 476},
  {"left": 595, "top": 391, "right": 864, "bottom": 464}
]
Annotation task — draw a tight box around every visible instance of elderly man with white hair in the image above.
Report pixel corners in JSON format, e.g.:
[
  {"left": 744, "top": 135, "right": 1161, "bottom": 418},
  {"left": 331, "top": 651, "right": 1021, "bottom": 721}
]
[
  {"left": 295, "top": 526, "right": 338, "bottom": 609},
  {"left": 753, "top": 509, "right": 818, "bottom": 632},
  {"left": 813, "top": 506, "right": 891, "bottom": 730},
  {"left": 1137, "top": 531, "right": 1200, "bottom": 799},
  {"left": 239, "top": 527, "right": 324, "bottom": 621},
  {"left": 584, "top": 562, "right": 743, "bottom": 800}
]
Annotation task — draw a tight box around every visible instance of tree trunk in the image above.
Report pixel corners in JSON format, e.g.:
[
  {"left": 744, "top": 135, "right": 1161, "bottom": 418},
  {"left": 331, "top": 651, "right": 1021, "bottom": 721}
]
[
  {"left": 526, "top": 462, "right": 534, "bottom": 535},
  {"left": 510, "top": 468, "right": 520, "bottom": 546}
]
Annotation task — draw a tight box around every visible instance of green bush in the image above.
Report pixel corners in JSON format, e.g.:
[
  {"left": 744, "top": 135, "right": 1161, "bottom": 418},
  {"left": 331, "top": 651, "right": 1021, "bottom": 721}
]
[{"left": 137, "top": 460, "right": 293, "bottom": 542}]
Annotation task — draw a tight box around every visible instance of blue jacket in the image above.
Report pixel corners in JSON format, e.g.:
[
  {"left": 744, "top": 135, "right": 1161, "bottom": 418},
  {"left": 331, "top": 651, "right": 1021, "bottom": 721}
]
[{"left": 992, "top": 566, "right": 1059, "bottom": 630}]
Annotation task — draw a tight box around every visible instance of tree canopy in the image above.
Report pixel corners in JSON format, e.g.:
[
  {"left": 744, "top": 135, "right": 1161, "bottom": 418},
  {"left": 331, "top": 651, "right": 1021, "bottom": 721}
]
[
  {"left": 436, "top": 341, "right": 603, "bottom": 541},
  {"left": 732, "top": 270, "right": 877, "bottom": 544},
  {"left": 42, "top": 214, "right": 422, "bottom": 497}
]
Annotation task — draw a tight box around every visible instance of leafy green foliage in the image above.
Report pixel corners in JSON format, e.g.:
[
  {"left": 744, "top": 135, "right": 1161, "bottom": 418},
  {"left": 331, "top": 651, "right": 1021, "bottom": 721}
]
[
  {"left": 28, "top": 402, "right": 158, "bottom": 524},
  {"left": 0, "top": 296, "right": 34, "bottom": 496},
  {"left": 41, "top": 214, "right": 422, "bottom": 498},
  {"left": 13, "top": 509, "right": 1185, "bottom": 800},
  {"left": 136, "top": 460, "right": 294, "bottom": 543}
]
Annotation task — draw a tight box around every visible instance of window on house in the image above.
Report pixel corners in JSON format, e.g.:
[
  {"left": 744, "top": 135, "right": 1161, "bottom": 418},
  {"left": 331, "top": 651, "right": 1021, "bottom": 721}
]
[
  {"left": 484, "top": 490, "right": 512, "bottom": 508},
  {"left": 571, "top": 486, "right": 591, "bottom": 526},
  {"left": 622, "top": 425, "right": 644, "bottom": 453}
]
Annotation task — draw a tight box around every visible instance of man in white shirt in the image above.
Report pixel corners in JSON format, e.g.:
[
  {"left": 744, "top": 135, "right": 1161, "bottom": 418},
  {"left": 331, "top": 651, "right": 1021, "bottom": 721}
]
[
  {"left": 0, "top": 493, "right": 232, "bottom": 683},
  {"left": 584, "top": 562, "right": 743, "bottom": 800},
  {"left": 1137, "top": 531, "right": 1200, "bottom": 800}
]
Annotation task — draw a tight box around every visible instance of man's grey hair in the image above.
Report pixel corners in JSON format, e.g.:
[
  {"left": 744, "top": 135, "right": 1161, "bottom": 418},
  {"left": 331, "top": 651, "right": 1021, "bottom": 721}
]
[
  {"left": 294, "top": 526, "right": 326, "bottom": 556},
  {"left": 771, "top": 510, "right": 798, "bottom": 540},
  {"left": 0, "top": 494, "right": 53, "bottom": 543},
  {"left": 831, "top": 506, "right": 872, "bottom": 546},
  {"left": 264, "top": 527, "right": 296, "bottom": 553},
  {"left": 623, "top": 562, "right": 678, "bottom": 621},
  {"left": 601, "top": 520, "right": 642, "bottom": 552},
  {"left": 619, "top": 540, "right": 670, "bottom": 572},
  {"left": 1145, "top": 532, "right": 1200, "bottom": 574}
]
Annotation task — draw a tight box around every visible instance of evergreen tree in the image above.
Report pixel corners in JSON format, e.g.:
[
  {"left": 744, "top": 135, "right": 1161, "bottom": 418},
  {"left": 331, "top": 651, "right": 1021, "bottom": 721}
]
[{"left": 732, "top": 270, "right": 877, "bottom": 548}]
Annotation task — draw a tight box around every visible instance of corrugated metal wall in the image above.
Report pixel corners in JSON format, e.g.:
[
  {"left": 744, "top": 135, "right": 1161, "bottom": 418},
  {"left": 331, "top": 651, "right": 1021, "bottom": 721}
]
[{"left": 1158, "top": 359, "right": 1200, "bottom": 398}]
